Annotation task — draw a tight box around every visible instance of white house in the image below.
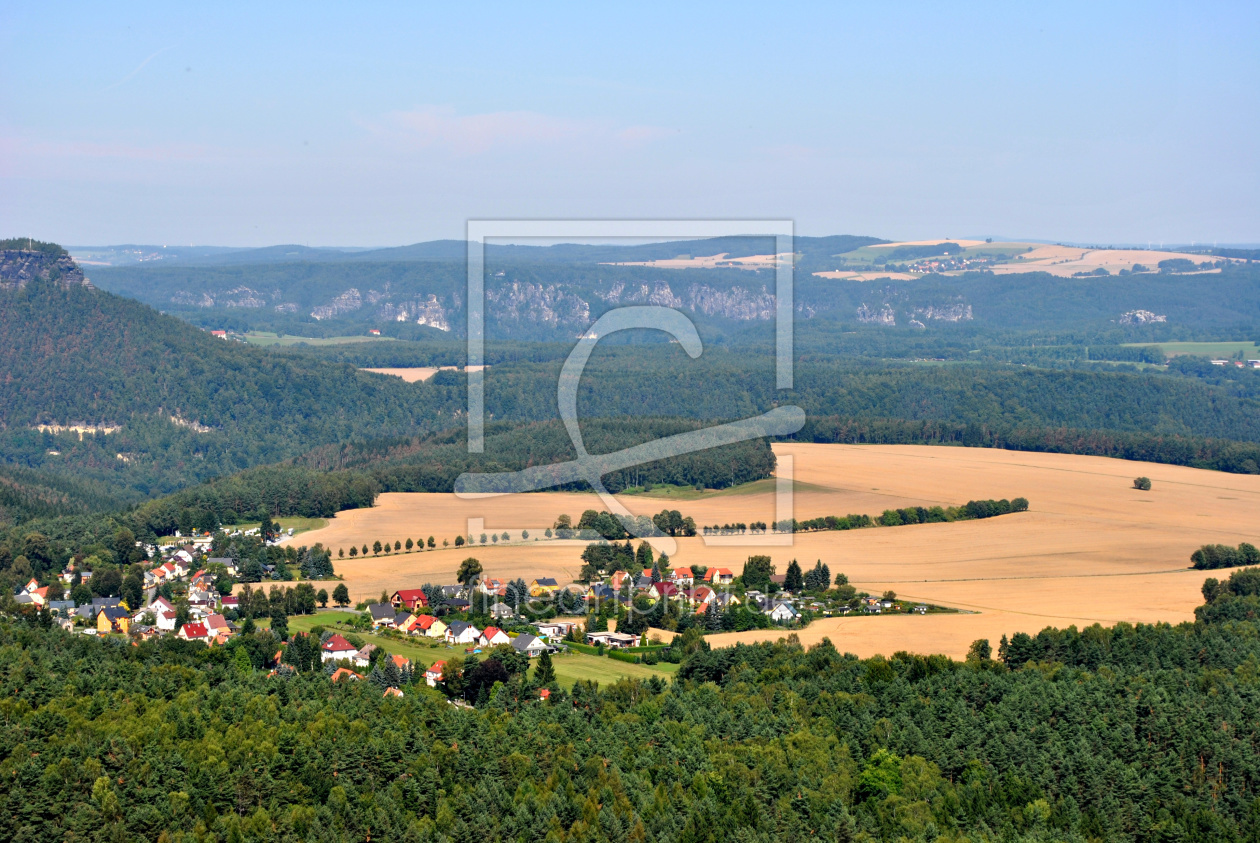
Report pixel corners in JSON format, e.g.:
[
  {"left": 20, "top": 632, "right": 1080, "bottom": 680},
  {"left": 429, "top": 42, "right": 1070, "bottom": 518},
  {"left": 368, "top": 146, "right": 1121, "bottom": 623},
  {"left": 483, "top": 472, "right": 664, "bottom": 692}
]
[
  {"left": 321, "top": 634, "right": 359, "bottom": 663},
  {"left": 511, "top": 634, "right": 549, "bottom": 658},
  {"left": 768, "top": 602, "right": 800, "bottom": 623},
  {"left": 445, "top": 621, "right": 480, "bottom": 646},
  {"left": 479, "top": 626, "right": 510, "bottom": 647}
]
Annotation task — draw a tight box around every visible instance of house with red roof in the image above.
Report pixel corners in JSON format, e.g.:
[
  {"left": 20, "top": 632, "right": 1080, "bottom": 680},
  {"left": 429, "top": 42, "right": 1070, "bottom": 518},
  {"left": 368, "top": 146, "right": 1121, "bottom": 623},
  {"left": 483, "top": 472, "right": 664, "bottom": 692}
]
[
  {"left": 425, "top": 660, "right": 446, "bottom": 687},
  {"left": 178, "top": 622, "right": 210, "bottom": 642},
  {"left": 330, "top": 667, "right": 362, "bottom": 683},
  {"left": 390, "top": 589, "right": 429, "bottom": 611},
  {"left": 704, "top": 567, "right": 735, "bottom": 585},
  {"left": 609, "top": 571, "right": 631, "bottom": 590},
  {"left": 383, "top": 686, "right": 404, "bottom": 698},
  {"left": 205, "top": 613, "right": 232, "bottom": 638},
  {"left": 648, "top": 582, "right": 680, "bottom": 600},
  {"left": 321, "top": 633, "right": 358, "bottom": 663},
  {"left": 684, "top": 585, "right": 715, "bottom": 606},
  {"left": 670, "top": 567, "right": 694, "bottom": 586},
  {"left": 479, "top": 626, "right": 510, "bottom": 647}
]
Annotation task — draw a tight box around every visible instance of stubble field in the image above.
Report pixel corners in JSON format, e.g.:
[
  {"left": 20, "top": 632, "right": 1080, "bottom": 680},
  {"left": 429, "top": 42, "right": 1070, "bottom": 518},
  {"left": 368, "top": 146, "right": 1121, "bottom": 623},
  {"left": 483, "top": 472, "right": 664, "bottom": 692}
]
[{"left": 281, "top": 443, "right": 1260, "bottom": 659}]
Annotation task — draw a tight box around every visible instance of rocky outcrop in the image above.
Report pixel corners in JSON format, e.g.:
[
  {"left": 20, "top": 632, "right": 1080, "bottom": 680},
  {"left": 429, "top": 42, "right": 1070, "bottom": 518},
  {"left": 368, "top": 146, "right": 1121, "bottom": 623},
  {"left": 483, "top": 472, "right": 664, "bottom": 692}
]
[
  {"left": 687, "top": 284, "right": 777, "bottom": 320},
  {"left": 487, "top": 281, "right": 590, "bottom": 326},
  {"left": 412, "top": 295, "right": 452, "bottom": 331},
  {"left": 856, "top": 303, "right": 896, "bottom": 326},
  {"left": 913, "top": 303, "right": 973, "bottom": 323},
  {"left": 0, "top": 249, "right": 91, "bottom": 291},
  {"left": 311, "top": 288, "right": 363, "bottom": 320},
  {"left": 171, "top": 291, "right": 216, "bottom": 308},
  {"left": 1119, "top": 309, "right": 1166, "bottom": 325},
  {"left": 599, "top": 279, "right": 777, "bottom": 320},
  {"left": 222, "top": 286, "right": 267, "bottom": 308}
]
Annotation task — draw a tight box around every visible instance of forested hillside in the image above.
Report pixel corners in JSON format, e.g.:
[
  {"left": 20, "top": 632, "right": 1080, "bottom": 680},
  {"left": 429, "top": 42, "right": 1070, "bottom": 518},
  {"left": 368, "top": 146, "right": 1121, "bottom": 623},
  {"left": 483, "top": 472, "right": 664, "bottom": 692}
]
[
  {"left": 89, "top": 247, "right": 1260, "bottom": 341},
  {"left": 2, "top": 570, "right": 1260, "bottom": 840},
  {"left": 0, "top": 280, "right": 459, "bottom": 501}
]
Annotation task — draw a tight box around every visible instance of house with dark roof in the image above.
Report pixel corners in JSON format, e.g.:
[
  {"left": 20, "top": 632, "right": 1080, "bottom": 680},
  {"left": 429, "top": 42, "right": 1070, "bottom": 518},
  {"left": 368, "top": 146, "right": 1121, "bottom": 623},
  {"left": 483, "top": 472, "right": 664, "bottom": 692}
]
[
  {"left": 529, "top": 577, "right": 560, "bottom": 596},
  {"left": 586, "top": 583, "right": 614, "bottom": 602},
  {"left": 511, "top": 633, "right": 549, "bottom": 657},
  {"left": 488, "top": 601, "right": 514, "bottom": 619},
  {"left": 96, "top": 607, "right": 130, "bottom": 634},
  {"left": 367, "top": 604, "right": 397, "bottom": 627},
  {"left": 445, "top": 620, "right": 480, "bottom": 645}
]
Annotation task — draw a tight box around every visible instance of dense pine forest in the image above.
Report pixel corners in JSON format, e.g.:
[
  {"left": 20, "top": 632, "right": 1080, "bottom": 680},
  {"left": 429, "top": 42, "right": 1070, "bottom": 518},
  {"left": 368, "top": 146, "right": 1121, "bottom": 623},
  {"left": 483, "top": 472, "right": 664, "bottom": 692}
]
[{"left": 1, "top": 567, "right": 1259, "bottom": 841}]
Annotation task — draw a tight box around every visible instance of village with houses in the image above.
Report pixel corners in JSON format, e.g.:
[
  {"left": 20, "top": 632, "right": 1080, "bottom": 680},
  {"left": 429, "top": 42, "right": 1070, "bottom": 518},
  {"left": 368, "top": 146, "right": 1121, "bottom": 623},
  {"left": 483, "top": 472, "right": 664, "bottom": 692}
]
[{"left": 8, "top": 525, "right": 946, "bottom": 703}]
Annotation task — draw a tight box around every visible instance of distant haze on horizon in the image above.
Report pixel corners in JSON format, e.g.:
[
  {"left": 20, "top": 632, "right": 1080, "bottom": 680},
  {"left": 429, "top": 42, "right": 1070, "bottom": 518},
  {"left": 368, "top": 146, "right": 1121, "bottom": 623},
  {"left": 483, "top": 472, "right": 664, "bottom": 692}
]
[{"left": 2, "top": 2, "right": 1257, "bottom": 247}]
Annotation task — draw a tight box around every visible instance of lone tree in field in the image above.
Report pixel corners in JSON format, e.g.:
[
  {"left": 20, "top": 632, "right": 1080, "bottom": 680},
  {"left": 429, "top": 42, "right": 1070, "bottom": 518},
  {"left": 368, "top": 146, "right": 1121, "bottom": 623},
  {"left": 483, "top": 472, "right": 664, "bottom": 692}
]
[
  {"left": 333, "top": 584, "right": 350, "bottom": 607},
  {"left": 454, "top": 535, "right": 465, "bottom": 547},
  {"left": 1134, "top": 477, "right": 1152, "bottom": 491},
  {"left": 317, "top": 588, "right": 328, "bottom": 608},
  {"left": 457, "top": 557, "right": 483, "bottom": 586}
]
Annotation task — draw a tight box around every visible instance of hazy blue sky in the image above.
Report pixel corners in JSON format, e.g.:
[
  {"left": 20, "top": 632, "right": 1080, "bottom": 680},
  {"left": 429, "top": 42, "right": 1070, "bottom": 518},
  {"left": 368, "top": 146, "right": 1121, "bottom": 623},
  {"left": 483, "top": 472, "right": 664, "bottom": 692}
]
[{"left": 2, "top": 2, "right": 1256, "bottom": 246}]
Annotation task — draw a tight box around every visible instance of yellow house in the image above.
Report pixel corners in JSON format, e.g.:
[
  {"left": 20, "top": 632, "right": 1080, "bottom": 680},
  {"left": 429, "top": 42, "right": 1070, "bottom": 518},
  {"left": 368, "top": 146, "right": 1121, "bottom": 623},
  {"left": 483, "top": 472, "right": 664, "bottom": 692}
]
[
  {"left": 424, "top": 618, "right": 448, "bottom": 639},
  {"left": 96, "top": 607, "right": 130, "bottom": 635},
  {"left": 529, "top": 577, "right": 560, "bottom": 597}
]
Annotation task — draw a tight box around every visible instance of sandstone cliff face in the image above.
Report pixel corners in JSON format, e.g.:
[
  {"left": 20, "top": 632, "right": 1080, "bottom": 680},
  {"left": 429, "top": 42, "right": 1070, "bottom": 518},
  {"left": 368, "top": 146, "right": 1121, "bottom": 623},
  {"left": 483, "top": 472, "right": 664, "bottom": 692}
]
[{"left": 0, "top": 250, "right": 91, "bottom": 291}]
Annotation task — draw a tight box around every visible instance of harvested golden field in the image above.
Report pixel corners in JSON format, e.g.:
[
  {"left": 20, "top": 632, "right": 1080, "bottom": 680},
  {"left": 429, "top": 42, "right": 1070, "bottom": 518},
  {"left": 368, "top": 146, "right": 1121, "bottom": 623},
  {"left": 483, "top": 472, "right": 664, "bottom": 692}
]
[
  {"left": 361, "top": 365, "right": 486, "bottom": 382},
  {"left": 987, "top": 245, "right": 1225, "bottom": 277},
  {"left": 812, "top": 270, "right": 917, "bottom": 281},
  {"left": 603, "top": 252, "right": 789, "bottom": 270},
  {"left": 284, "top": 444, "right": 1260, "bottom": 658}
]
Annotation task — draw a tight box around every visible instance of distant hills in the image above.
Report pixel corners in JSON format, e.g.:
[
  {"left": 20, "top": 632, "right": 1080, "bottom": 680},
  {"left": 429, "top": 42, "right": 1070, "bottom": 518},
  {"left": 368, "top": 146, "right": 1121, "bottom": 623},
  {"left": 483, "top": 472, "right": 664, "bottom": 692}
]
[{"left": 70, "top": 234, "right": 885, "bottom": 269}]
